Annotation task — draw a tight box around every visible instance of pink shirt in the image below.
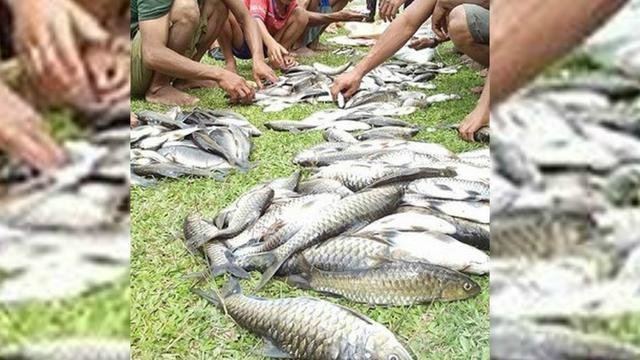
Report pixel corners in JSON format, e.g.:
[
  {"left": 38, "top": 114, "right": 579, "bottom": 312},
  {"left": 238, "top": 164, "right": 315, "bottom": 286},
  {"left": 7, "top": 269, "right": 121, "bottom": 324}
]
[{"left": 245, "top": 0, "right": 298, "bottom": 34}]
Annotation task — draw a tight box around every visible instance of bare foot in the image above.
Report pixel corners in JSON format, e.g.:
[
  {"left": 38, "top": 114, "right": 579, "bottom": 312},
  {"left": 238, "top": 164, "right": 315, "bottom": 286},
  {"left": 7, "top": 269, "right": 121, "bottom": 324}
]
[
  {"left": 173, "top": 79, "right": 218, "bottom": 91},
  {"left": 293, "top": 46, "right": 316, "bottom": 57},
  {"left": 146, "top": 86, "right": 199, "bottom": 106}
]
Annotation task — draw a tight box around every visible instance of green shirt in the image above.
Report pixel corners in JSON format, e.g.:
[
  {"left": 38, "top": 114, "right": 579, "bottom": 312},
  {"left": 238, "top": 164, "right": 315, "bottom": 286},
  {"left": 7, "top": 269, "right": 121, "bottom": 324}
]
[{"left": 130, "top": 0, "right": 174, "bottom": 38}]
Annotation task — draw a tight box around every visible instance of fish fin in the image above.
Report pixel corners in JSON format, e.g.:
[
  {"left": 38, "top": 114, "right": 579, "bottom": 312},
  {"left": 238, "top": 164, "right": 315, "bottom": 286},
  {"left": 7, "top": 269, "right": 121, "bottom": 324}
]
[
  {"left": 367, "top": 167, "right": 457, "bottom": 189},
  {"left": 332, "top": 303, "right": 378, "bottom": 325},
  {"left": 255, "top": 253, "right": 287, "bottom": 291},
  {"left": 352, "top": 231, "right": 395, "bottom": 246},
  {"left": 285, "top": 274, "right": 311, "bottom": 290},
  {"left": 261, "top": 340, "right": 294, "bottom": 358}
]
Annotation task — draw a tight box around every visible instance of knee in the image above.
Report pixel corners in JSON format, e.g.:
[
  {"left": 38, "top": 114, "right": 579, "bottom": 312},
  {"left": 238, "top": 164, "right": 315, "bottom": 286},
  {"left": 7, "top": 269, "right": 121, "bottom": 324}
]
[
  {"left": 447, "top": 5, "right": 472, "bottom": 45},
  {"left": 171, "top": 0, "right": 201, "bottom": 25},
  {"left": 293, "top": 7, "right": 309, "bottom": 26}
]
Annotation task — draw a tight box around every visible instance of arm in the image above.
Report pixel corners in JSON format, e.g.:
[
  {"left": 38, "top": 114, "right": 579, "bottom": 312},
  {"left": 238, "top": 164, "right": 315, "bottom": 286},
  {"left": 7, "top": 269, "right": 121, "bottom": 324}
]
[
  {"left": 354, "top": 0, "right": 437, "bottom": 76},
  {"left": 306, "top": 10, "right": 367, "bottom": 26},
  {"left": 224, "top": 0, "right": 278, "bottom": 85},
  {"left": 138, "top": 17, "right": 227, "bottom": 82},
  {"left": 492, "top": 0, "right": 627, "bottom": 104},
  {"left": 458, "top": 71, "right": 490, "bottom": 141}
]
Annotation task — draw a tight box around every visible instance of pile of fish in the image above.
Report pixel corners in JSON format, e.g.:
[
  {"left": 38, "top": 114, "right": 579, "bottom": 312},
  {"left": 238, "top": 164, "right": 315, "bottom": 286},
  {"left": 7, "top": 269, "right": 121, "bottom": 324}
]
[
  {"left": 0, "top": 125, "right": 129, "bottom": 303},
  {"left": 491, "top": 65, "right": 640, "bottom": 357},
  {"left": 184, "top": 134, "right": 489, "bottom": 357},
  {"left": 131, "top": 107, "right": 260, "bottom": 184},
  {"left": 255, "top": 60, "right": 459, "bottom": 112}
]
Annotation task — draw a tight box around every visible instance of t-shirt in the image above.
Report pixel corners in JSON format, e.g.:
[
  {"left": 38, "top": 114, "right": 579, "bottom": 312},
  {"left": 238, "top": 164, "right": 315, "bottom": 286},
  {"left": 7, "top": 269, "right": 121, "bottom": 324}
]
[
  {"left": 245, "top": 0, "right": 298, "bottom": 35},
  {"left": 130, "top": 0, "right": 175, "bottom": 38}
]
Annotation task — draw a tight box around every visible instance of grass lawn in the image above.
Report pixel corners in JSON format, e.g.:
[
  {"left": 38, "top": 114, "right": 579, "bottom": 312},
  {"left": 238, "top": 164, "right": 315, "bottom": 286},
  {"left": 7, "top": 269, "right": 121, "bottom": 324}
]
[
  {"left": 131, "top": 41, "right": 489, "bottom": 359},
  {"left": 0, "top": 111, "right": 130, "bottom": 348}
]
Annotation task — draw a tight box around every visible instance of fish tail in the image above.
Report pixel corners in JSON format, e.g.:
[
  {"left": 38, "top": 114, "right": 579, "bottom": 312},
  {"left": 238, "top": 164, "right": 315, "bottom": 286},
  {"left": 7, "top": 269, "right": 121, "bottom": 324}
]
[
  {"left": 192, "top": 278, "right": 242, "bottom": 309},
  {"left": 254, "top": 252, "right": 286, "bottom": 291}
]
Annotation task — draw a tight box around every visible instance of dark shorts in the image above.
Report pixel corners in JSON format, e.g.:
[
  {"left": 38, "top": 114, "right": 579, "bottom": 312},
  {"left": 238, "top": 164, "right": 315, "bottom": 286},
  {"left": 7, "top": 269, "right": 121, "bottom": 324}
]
[
  {"left": 232, "top": 41, "right": 268, "bottom": 60},
  {"left": 464, "top": 4, "right": 489, "bottom": 45}
]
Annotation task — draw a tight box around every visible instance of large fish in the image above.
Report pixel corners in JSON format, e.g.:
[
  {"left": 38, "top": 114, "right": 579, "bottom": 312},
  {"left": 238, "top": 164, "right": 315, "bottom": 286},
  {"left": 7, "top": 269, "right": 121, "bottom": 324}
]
[
  {"left": 253, "top": 186, "right": 404, "bottom": 290},
  {"left": 288, "top": 258, "right": 481, "bottom": 305},
  {"left": 193, "top": 279, "right": 414, "bottom": 360}
]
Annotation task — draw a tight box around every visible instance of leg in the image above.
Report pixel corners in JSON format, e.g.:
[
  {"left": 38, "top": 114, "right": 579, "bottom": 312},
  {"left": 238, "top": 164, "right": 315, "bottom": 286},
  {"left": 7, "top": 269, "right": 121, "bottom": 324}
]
[
  {"left": 145, "top": 0, "right": 201, "bottom": 106},
  {"left": 274, "top": 7, "right": 310, "bottom": 51},
  {"left": 175, "top": 0, "right": 231, "bottom": 90},
  {"left": 447, "top": 4, "right": 489, "bottom": 67},
  {"left": 218, "top": 14, "right": 246, "bottom": 73}
]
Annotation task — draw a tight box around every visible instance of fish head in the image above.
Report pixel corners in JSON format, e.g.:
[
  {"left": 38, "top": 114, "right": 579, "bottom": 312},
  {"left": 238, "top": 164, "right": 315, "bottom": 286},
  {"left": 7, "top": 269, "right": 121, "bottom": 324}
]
[
  {"left": 440, "top": 276, "right": 481, "bottom": 300},
  {"left": 365, "top": 331, "right": 414, "bottom": 360}
]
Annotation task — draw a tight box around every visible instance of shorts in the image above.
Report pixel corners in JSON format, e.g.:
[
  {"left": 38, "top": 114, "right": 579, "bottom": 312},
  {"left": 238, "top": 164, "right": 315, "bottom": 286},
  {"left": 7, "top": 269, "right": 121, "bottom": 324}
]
[
  {"left": 464, "top": 4, "right": 489, "bottom": 45},
  {"left": 130, "top": 9, "right": 207, "bottom": 98},
  {"left": 232, "top": 41, "right": 267, "bottom": 60}
]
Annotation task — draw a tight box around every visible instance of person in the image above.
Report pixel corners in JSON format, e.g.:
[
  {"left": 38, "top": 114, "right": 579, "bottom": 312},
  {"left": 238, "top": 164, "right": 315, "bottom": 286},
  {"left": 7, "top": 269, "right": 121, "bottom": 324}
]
[
  {"left": 296, "top": 0, "right": 369, "bottom": 54},
  {"left": 330, "top": 0, "right": 490, "bottom": 141},
  {"left": 219, "top": 0, "right": 311, "bottom": 71},
  {"left": 131, "top": 0, "right": 278, "bottom": 106}
]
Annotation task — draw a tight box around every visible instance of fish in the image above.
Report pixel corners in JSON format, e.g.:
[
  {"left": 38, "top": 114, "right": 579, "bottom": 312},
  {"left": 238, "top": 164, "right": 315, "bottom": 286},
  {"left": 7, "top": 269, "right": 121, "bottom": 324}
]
[
  {"left": 296, "top": 178, "right": 355, "bottom": 197},
  {"left": 157, "top": 145, "right": 233, "bottom": 170},
  {"left": 407, "top": 177, "right": 489, "bottom": 201},
  {"left": 203, "top": 241, "right": 249, "bottom": 278},
  {"left": 193, "top": 279, "right": 414, "bottom": 360},
  {"left": 191, "top": 187, "right": 274, "bottom": 249},
  {"left": 474, "top": 127, "right": 490, "bottom": 143},
  {"left": 402, "top": 195, "right": 490, "bottom": 224},
  {"left": 287, "top": 257, "right": 480, "bottom": 305},
  {"left": 312, "top": 162, "right": 455, "bottom": 191},
  {"left": 253, "top": 186, "right": 404, "bottom": 290},
  {"left": 183, "top": 213, "right": 219, "bottom": 253},
  {"left": 264, "top": 120, "right": 317, "bottom": 132},
  {"left": 132, "top": 162, "right": 227, "bottom": 179},
  {"left": 0, "top": 339, "right": 131, "bottom": 360},
  {"left": 323, "top": 128, "right": 358, "bottom": 143},
  {"left": 356, "top": 126, "right": 420, "bottom": 140},
  {"left": 313, "top": 61, "right": 352, "bottom": 76},
  {"left": 491, "top": 207, "right": 597, "bottom": 259}
]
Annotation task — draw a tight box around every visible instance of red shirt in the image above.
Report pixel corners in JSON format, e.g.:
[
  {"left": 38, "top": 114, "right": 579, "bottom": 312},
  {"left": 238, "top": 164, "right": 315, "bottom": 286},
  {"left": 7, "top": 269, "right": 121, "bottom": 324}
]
[{"left": 245, "top": 0, "right": 298, "bottom": 34}]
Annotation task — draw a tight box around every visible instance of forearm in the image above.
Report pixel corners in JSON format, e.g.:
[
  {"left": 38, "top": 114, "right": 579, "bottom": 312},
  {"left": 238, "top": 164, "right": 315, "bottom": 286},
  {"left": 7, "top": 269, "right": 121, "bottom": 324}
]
[
  {"left": 491, "top": 0, "right": 627, "bottom": 104},
  {"left": 307, "top": 11, "right": 342, "bottom": 26},
  {"left": 240, "top": 17, "right": 267, "bottom": 62},
  {"left": 353, "top": 7, "right": 431, "bottom": 76},
  {"left": 142, "top": 45, "right": 224, "bottom": 81},
  {"left": 255, "top": 19, "right": 278, "bottom": 47}
]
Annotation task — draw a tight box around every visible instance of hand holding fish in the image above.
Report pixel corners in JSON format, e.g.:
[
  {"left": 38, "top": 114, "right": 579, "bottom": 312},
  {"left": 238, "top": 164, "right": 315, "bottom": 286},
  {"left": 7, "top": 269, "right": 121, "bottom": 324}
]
[
  {"left": 252, "top": 60, "right": 278, "bottom": 89},
  {"left": 330, "top": 71, "right": 363, "bottom": 101},
  {"left": 218, "top": 71, "right": 255, "bottom": 104},
  {"left": 267, "top": 42, "right": 290, "bottom": 70},
  {"left": 458, "top": 108, "right": 488, "bottom": 142},
  {"left": 0, "top": 82, "right": 66, "bottom": 170},
  {"left": 379, "top": 0, "right": 404, "bottom": 22},
  {"left": 9, "top": 0, "right": 109, "bottom": 106}
]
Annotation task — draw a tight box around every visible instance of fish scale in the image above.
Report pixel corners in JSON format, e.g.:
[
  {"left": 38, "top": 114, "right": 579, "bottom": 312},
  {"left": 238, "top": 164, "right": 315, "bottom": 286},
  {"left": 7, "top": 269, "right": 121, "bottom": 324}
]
[{"left": 196, "top": 280, "right": 413, "bottom": 360}]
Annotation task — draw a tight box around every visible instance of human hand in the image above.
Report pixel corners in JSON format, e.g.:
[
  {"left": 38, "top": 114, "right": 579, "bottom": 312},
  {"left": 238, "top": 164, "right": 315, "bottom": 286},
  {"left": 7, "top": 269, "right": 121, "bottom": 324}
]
[
  {"left": 252, "top": 60, "right": 278, "bottom": 89},
  {"left": 11, "top": 0, "right": 109, "bottom": 106},
  {"left": 330, "top": 71, "right": 363, "bottom": 101},
  {"left": 218, "top": 71, "right": 255, "bottom": 104},
  {"left": 267, "top": 42, "right": 289, "bottom": 69},
  {"left": 458, "top": 109, "right": 489, "bottom": 142},
  {"left": 408, "top": 37, "right": 440, "bottom": 50},
  {"left": 379, "top": 0, "right": 404, "bottom": 22},
  {"left": 337, "top": 10, "right": 369, "bottom": 22}
]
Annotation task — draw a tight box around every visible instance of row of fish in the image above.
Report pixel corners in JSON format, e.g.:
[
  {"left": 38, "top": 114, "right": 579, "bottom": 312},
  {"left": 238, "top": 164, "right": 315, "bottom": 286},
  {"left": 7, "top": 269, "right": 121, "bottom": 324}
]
[
  {"left": 184, "top": 129, "right": 489, "bottom": 357},
  {"left": 255, "top": 60, "right": 458, "bottom": 113},
  {"left": 131, "top": 107, "right": 260, "bottom": 184},
  {"left": 491, "top": 33, "right": 640, "bottom": 359}
]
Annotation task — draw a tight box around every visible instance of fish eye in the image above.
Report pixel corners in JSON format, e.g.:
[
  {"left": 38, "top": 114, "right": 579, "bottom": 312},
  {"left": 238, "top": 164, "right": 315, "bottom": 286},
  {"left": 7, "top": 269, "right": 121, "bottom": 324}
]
[
  {"left": 463, "top": 282, "right": 473, "bottom": 291},
  {"left": 388, "top": 355, "right": 399, "bottom": 360}
]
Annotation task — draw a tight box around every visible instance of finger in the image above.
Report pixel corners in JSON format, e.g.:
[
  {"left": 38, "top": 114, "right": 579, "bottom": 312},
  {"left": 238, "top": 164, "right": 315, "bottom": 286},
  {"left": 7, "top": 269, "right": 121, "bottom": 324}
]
[
  {"left": 29, "top": 125, "right": 67, "bottom": 164},
  {"left": 53, "top": 19, "right": 90, "bottom": 98},
  {"left": 41, "top": 43, "right": 71, "bottom": 91},
  {"left": 67, "top": 1, "right": 109, "bottom": 43}
]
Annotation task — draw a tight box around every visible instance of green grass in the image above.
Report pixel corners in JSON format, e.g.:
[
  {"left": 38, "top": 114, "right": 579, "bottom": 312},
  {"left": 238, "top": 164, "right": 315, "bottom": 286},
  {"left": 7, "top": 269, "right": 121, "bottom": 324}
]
[
  {"left": 131, "top": 41, "right": 489, "bottom": 359},
  {"left": 0, "top": 110, "right": 130, "bottom": 348}
]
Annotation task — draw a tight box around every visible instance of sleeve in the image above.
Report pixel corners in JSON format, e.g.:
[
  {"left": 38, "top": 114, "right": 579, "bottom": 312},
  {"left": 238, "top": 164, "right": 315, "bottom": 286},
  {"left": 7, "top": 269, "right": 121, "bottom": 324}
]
[
  {"left": 138, "top": 0, "right": 174, "bottom": 21},
  {"left": 248, "top": 0, "right": 268, "bottom": 21}
]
